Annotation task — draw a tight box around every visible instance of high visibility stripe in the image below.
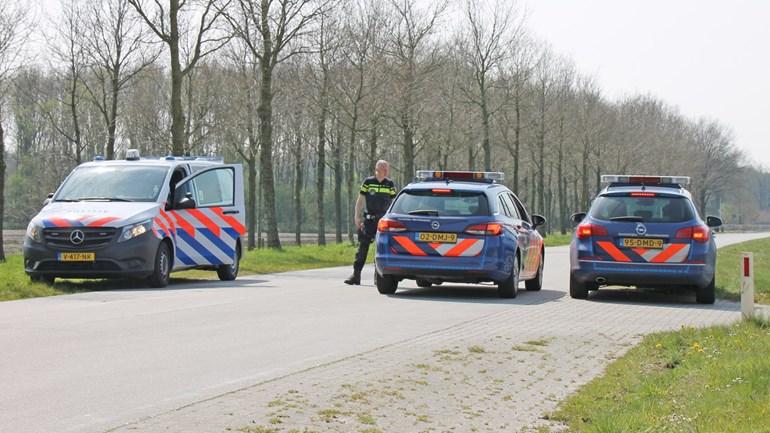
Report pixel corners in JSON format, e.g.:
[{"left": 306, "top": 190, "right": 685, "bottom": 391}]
[
  {"left": 632, "top": 248, "right": 648, "bottom": 257},
  {"left": 650, "top": 243, "right": 687, "bottom": 263},
  {"left": 154, "top": 217, "right": 171, "bottom": 239},
  {"left": 175, "top": 248, "right": 197, "bottom": 266},
  {"left": 188, "top": 209, "right": 221, "bottom": 237},
  {"left": 47, "top": 218, "right": 73, "bottom": 228},
  {"left": 444, "top": 239, "right": 478, "bottom": 257},
  {"left": 177, "top": 230, "right": 224, "bottom": 265},
  {"left": 171, "top": 211, "right": 196, "bottom": 237},
  {"left": 198, "top": 227, "right": 235, "bottom": 259},
  {"left": 393, "top": 236, "right": 428, "bottom": 256},
  {"left": 428, "top": 242, "right": 442, "bottom": 250},
  {"left": 211, "top": 207, "right": 246, "bottom": 235},
  {"left": 88, "top": 216, "right": 119, "bottom": 227},
  {"left": 159, "top": 209, "right": 177, "bottom": 238},
  {"left": 597, "top": 241, "right": 632, "bottom": 262}
]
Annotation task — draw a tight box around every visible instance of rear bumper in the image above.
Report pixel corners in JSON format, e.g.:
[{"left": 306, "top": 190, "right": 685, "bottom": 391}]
[
  {"left": 23, "top": 235, "right": 160, "bottom": 279},
  {"left": 572, "top": 260, "right": 714, "bottom": 288}
]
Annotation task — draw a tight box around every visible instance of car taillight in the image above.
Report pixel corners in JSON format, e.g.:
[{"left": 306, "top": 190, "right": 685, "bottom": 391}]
[
  {"left": 377, "top": 218, "right": 407, "bottom": 232},
  {"left": 465, "top": 223, "right": 503, "bottom": 236},
  {"left": 676, "top": 225, "right": 709, "bottom": 243},
  {"left": 576, "top": 223, "right": 608, "bottom": 239}
]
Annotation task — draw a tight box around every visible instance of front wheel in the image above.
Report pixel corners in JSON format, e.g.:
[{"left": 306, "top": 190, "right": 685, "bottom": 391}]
[
  {"left": 148, "top": 242, "right": 171, "bottom": 288},
  {"left": 695, "top": 277, "right": 715, "bottom": 304},
  {"left": 569, "top": 273, "right": 588, "bottom": 299},
  {"left": 30, "top": 274, "right": 55, "bottom": 285},
  {"left": 217, "top": 243, "right": 241, "bottom": 281},
  {"left": 375, "top": 270, "right": 398, "bottom": 294},
  {"left": 525, "top": 254, "right": 544, "bottom": 291},
  {"left": 416, "top": 279, "right": 432, "bottom": 288},
  {"left": 497, "top": 254, "right": 519, "bottom": 298}
]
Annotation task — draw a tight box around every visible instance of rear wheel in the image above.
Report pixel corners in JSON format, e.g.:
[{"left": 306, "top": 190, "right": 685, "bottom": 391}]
[
  {"left": 525, "top": 253, "right": 544, "bottom": 291},
  {"left": 148, "top": 242, "right": 171, "bottom": 288},
  {"left": 375, "top": 270, "right": 398, "bottom": 294},
  {"left": 416, "top": 279, "right": 432, "bottom": 288},
  {"left": 217, "top": 243, "right": 241, "bottom": 281},
  {"left": 30, "top": 274, "right": 55, "bottom": 285},
  {"left": 695, "top": 277, "right": 715, "bottom": 304},
  {"left": 569, "top": 273, "right": 588, "bottom": 299},
  {"left": 497, "top": 254, "right": 519, "bottom": 298}
]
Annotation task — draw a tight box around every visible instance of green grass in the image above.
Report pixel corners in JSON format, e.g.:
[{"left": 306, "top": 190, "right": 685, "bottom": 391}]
[
  {"left": 543, "top": 232, "right": 572, "bottom": 247},
  {"left": 0, "top": 243, "right": 369, "bottom": 302},
  {"left": 551, "top": 320, "right": 770, "bottom": 433},
  {"left": 716, "top": 237, "right": 770, "bottom": 304}
]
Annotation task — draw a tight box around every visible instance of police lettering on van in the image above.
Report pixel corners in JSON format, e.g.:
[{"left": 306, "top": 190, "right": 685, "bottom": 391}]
[{"left": 23, "top": 150, "right": 246, "bottom": 287}]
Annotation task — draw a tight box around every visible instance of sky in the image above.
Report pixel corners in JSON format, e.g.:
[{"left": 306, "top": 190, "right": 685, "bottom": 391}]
[{"left": 520, "top": 0, "right": 770, "bottom": 167}]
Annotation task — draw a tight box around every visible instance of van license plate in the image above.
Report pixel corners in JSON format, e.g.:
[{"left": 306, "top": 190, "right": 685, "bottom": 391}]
[
  {"left": 622, "top": 238, "right": 663, "bottom": 249},
  {"left": 58, "top": 252, "right": 96, "bottom": 262},
  {"left": 417, "top": 232, "right": 457, "bottom": 243}
]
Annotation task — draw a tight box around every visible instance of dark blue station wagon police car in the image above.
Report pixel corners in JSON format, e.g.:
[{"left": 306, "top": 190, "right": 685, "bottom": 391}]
[
  {"left": 569, "top": 175, "right": 723, "bottom": 304},
  {"left": 374, "top": 171, "right": 546, "bottom": 298}
]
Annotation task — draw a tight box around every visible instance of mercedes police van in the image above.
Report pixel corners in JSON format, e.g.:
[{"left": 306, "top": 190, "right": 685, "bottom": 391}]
[{"left": 23, "top": 150, "right": 246, "bottom": 287}]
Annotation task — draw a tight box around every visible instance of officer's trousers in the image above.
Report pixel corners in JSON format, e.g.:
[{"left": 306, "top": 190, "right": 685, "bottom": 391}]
[{"left": 353, "top": 218, "right": 378, "bottom": 273}]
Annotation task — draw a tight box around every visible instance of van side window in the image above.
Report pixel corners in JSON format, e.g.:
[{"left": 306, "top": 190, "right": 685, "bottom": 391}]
[
  {"left": 189, "top": 168, "right": 235, "bottom": 207},
  {"left": 167, "top": 167, "right": 187, "bottom": 207}
]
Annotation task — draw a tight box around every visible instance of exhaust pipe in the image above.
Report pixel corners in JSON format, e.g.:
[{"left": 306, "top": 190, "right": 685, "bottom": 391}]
[{"left": 595, "top": 277, "right": 606, "bottom": 285}]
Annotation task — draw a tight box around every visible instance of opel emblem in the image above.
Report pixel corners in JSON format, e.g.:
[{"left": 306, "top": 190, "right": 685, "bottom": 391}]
[
  {"left": 635, "top": 223, "right": 647, "bottom": 236},
  {"left": 70, "top": 229, "right": 85, "bottom": 245},
  {"left": 431, "top": 221, "right": 440, "bottom": 230}
]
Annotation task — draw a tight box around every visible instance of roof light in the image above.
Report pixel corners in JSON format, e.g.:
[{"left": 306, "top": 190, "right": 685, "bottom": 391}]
[
  {"left": 93, "top": 155, "right": 105, "bottom": 161},
  {"left": 125, "top": 149, "right": 141, "bottom": 161},
  {"left": 601, "top": 175, "right": 690, "bottom": 186},
  {"left": 416, "top": 170, "right": 504, "bottom": 183},
  {"left": 431, "top": 188, "right": 453, "bottom": 194},
  {"left": 630, "top": 192, "right": 656, "bottom": 197}
]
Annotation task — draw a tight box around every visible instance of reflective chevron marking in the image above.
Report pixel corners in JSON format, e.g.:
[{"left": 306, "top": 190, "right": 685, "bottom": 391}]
[
  {"left": 393, "top": 236, "right": 428, "bottom": 256},
  {"left": 596, "top": 241, "right": 632, "bottom": 262}
]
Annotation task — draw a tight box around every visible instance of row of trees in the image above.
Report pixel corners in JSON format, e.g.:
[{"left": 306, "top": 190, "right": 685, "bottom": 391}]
[{"left": 0, "top": 0, "right": 766, "bottom": 260}]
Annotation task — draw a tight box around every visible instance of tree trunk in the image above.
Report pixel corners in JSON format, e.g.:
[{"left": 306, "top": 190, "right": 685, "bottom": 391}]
[
  {"left": 333, "top": 131, "right": 343, "bottom": 244},
  {"left": 247, "top": 157, "right": 257, "bottom": 250},
  {"left": 169, "top": 0, "right": 186, "bottom": 155},
  {"left": 316, "top": 84, "right": 327, "bottom": 246},
  {"left": 513, "top": 90, "right": 521, "bottom": 193},
  {"left": 0, "top": 118, "right": 6, "bottom": 262},
  {"left": 368, "top": 119, "right": 378, "bottom": 172},
  {"left": 401, "top": 117, "right": 414, "bottom": 187},
  {"left": 481, "top": 85, "right": 491, "bottom": 171},
  {"left": 294, "top": 134, "right": 303, "bottom": 246},
  {"left": 346, "top": 106, "right": 358, "bottom": 244},
  {"left": 258, "top": 61, "right": 280, "bottom": 248},
  {"left": 107, "top": 74, "right": 119, "bottom": 159}
]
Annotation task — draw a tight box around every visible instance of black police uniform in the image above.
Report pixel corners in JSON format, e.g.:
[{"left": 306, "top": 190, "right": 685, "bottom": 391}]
[{"left": 345, "top": 176, "right": 396, "bottom": 284}]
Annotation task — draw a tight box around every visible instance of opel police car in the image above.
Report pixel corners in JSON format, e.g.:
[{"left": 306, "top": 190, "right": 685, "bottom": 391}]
[
  {"left": 23, "top": 150, "right": 246, "bottom": 287},
  {"left": 374, "top": 170, "right": 546, "bottom": 298},
  {"left": 569, "top": 175, "right": 722, "bottom": 303}
]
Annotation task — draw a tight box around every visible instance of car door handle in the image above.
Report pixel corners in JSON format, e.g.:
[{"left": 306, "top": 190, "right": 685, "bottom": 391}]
[{"left": 223, "top": 210, "right": 240, "bottom": 215}]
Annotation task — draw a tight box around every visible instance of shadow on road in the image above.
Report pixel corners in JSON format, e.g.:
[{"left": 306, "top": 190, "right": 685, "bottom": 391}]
[
  {"left": 585, "top": 287, "right": 738, "bottom": 312},
  {"left": 386, "top": 285, "right": 565, "bottom": 305},
  {"left": 49, "top": 276, "right": 269, "bottom": 293}
]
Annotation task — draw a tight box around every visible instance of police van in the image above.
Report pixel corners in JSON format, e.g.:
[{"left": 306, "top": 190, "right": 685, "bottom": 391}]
[{"left": 23, "top": 150, "right": 246, "bottom": 287}]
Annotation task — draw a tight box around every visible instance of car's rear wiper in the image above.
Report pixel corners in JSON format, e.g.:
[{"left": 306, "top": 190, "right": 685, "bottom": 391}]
[
  {"left": 408, "top": 209, "right": 439, "bottom": 216},
  {"left": 610, "top": 215, "right": 644, "bottom": 222},
  {"left": 76, "top": 197, "right": 132, "bottom": 202}
]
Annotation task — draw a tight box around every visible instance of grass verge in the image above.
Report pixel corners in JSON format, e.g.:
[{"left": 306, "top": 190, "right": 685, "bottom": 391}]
[
  {"left": 543, "top": 232, "right": 572, "bottom": 247},
  {"left": 0, "top": 243, "right": 367, "bottom": 302},
  {"left": 716, "top": 236, "right": 770, "bottom": 304},
  {"left": 550, "top": 320, "right": 770, "bottom": 433}
]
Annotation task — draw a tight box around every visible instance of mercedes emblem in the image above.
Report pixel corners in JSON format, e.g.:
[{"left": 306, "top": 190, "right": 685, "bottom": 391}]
[{"left": 70, "top": 229, "right": 85, "bottom": 245}]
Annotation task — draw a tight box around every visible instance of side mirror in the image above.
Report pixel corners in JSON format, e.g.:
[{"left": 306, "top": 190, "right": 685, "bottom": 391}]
[
  {"left": 706, "top": 216, "right": 723, "bottom": 228},
  {"left": 176, "top": 193, "right": 196, "bottom": 210},
  {"left": 531, "top": 214, "right": 546, "bottom": 228},
  {"left": 570, "top": 212, "right": 586, "bottom": 225},
  {"left": 43, "top": 192, "right": 54, "bottom": 206}
]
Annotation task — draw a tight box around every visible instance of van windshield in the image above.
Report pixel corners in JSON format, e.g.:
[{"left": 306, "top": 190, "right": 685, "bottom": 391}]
[{"left": 55, "top": 166, "right": 169, "bottom": 202}]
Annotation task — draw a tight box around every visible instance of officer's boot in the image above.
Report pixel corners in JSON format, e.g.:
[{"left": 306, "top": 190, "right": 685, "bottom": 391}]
[{"left": 344, "top": 270, "right": 361, "bottom": 285}]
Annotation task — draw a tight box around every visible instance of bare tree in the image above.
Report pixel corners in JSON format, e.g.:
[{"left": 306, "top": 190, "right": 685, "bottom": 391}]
[
  {"left": 83, "top": 0, "right": 159, "bottom": 160},
  {"left": 223, "top": 0, "right": 328, "bottom": 249},
  {"left": 128, "top": 0, "right": 231, "bottom": 155}
]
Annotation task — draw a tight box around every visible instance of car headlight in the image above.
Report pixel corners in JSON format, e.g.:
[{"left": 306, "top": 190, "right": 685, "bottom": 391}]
[
  {"left": 118, "top": 220, "right": 152, "bottom": 243},
  {"left": 26, "top": 222, "right": 42, "bottom": 242}
]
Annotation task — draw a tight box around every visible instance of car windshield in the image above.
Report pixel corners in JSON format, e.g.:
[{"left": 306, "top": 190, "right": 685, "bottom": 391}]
[
  {"left": 391, "top": 189, "right": 490, "bottom": 217},
  {"left": 589, "top": 194, "right": 696, "bottom": 223},
  {"left": 55, "top": 165, "right": 169, "bottom": 202}
]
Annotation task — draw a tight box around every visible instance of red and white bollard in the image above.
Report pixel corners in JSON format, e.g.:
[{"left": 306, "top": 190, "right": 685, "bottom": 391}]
[{"left": 741, "top": 252, "right": 754, "bottom": 320}]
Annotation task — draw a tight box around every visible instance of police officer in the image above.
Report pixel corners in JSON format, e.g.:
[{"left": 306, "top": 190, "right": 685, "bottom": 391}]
[{"left": 344, "top": 160, "right": 397, "bottom": 285}]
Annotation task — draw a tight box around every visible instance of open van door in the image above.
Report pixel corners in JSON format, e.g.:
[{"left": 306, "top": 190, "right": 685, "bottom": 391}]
[{"left": 168, "top": 165, "right": 245, "bottom": 269}]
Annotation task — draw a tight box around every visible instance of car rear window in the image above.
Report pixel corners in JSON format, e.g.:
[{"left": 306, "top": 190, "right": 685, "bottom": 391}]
[
  {"left": 589, "top": 194, "right": 696, "bottom": 223},
  {"left": 391, "top": 190, "right": 490, "bottom": 217}
]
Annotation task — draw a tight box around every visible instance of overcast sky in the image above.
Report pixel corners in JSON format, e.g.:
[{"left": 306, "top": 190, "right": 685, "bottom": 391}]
[{"left": 521, "top": 0, "right": 770, "bottom": 168}]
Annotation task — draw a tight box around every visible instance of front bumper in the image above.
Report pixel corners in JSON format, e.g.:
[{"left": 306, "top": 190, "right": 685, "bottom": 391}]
[
  {"left": 571, "top": 260, "right": 714, "bottom": 288},
  {"left": 23, "top": 235, "right": 161, "bottom": 279}
]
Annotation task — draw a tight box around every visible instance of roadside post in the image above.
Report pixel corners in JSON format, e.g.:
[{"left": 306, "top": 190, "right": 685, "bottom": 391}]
[{"left": 741, "top": 252, "right": 754, "bottom": 320}]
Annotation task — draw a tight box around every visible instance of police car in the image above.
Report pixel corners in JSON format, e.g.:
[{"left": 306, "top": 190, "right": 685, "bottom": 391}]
[
  {"left": 374, "top": 171, "right": 546, "bottom": 298},
  {"left": 569, "top": 175, "right": 722, "bottom": 303},
  {"left": 23, "top": 150, "right": 246, "bottom": 287}
]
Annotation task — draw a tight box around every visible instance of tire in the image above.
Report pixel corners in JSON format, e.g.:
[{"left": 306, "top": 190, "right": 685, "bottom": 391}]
[
  {"left": 525, "top": 253, "right": 544, "bottom": 291},
  {"left": 217, "top": 242, "right": 241, "bottom": 281},
  {"left": 695, "top": 277, "right": 715, "bottom": 304},
  {"left": 30, "top": 274, "right": 55, "bottom": 285},
  {"left": 497, "top": 254, "right": 519, "bottom": 299},
  {"left": 148, "top": 242, "right": 171, "bottom": 288},
  {"left": 375, "top": 270, "right": 398, "bottom": 294},
  {"left": 416, "top": 279, "right": 432, "bottom": 288},
  {"left": 569, "top": 273, "right": 588, "bottom": 299}
]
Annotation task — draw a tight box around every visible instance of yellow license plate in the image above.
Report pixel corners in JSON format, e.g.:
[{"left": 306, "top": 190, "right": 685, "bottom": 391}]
[
  {"left": 58, "top": 252, "right": 96, "bottom": 262},
  {"left": 417, "top": 232, "right": 457, "bottom": 243},
  {"left": 622, "top": 238, "right": 664, "bottom": 249}
]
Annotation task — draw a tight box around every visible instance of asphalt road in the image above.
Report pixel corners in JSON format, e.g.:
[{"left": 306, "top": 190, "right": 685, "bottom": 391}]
[{"left": 1, "top": 232, "right": 768, "bottom": 433}]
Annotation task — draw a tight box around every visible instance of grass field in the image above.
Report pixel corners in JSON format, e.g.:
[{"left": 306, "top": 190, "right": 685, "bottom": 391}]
[
  {"left": 715, "top": 237, "right": 770, "bottom": 304},
  {"left": 0, "top": 243, "right": 366, "bottom": 302},
  {"left": 550, "top": 320, "right": 770, "bottom": 433},
  {"left": 543, "top": 232, "right": 573, "bottom": 247}
]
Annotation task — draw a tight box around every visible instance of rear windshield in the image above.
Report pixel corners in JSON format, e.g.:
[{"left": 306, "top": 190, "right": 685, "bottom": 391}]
[
  {"left": 55, "top": 165, "right": 169, "bottom": 202},
  {"left": 589, "top": 194, "right": 696, "bottom": 223},
  {"left": 391, "top": 190, "right": 490, "bottom": 217}
]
